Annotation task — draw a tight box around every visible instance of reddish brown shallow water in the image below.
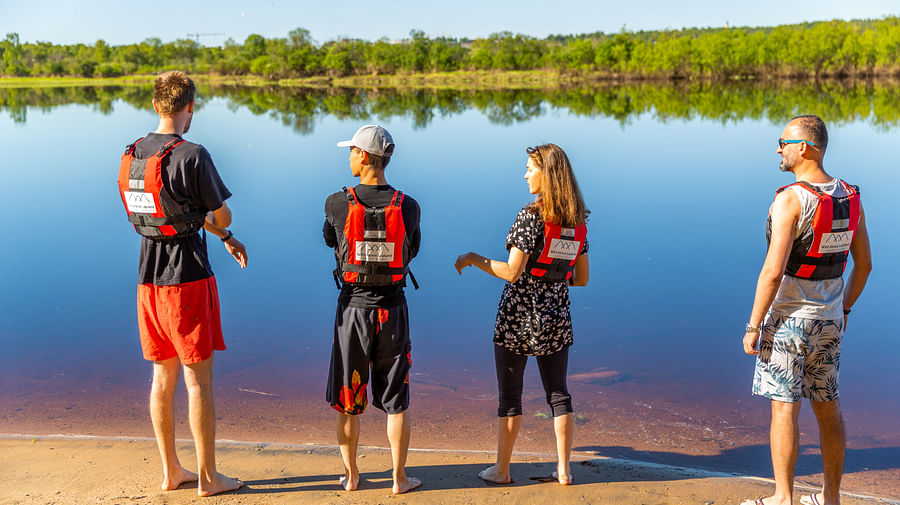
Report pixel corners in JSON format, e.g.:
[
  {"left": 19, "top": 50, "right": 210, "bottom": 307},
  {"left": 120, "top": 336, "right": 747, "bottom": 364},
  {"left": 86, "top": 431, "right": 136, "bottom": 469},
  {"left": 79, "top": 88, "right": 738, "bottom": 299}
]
[{"left": 2, "top": 358, "right": 898, "bottom": 500}]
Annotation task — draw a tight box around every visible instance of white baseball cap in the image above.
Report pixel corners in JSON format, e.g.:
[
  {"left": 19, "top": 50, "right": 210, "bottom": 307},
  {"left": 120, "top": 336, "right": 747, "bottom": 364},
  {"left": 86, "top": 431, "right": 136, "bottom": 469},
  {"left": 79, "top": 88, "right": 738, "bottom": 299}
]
[{"left": 336, "top": 125, "right": 395, "bottom": 157}]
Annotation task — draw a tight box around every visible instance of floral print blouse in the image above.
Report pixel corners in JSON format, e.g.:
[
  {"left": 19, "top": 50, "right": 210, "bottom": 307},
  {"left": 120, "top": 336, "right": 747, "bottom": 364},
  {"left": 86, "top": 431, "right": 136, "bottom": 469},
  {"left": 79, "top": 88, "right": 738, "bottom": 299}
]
[{"left": 493, "top": 207, "right": 589, "bottom": 356}]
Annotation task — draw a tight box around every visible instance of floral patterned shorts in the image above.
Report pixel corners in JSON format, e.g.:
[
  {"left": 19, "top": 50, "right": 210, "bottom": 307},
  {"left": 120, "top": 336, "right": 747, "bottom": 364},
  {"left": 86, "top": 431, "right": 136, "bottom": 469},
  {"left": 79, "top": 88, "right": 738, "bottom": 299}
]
[{"left": 752, "top": 313, "right": 843, "bottom": 403}]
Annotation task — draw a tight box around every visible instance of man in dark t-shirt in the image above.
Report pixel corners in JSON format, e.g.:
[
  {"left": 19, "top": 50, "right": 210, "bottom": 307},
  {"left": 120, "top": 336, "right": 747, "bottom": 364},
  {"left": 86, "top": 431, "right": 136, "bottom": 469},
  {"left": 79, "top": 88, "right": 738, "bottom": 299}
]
[
  {"left": 323, "top": 125, "right": 422, "bottom": 494},
  {"left": 119, "top": 71, "right": 247, "bottom": 497}
]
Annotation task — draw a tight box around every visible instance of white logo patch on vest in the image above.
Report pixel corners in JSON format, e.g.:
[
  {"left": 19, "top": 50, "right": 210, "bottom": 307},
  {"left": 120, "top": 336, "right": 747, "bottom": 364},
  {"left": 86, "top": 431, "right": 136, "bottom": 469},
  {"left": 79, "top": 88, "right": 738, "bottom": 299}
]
[
  {"left": 356, "top": 241, "right": 395, "bottom": 262},
  {"left": 124, "top": 191, "right": 157, "bottom": 214},
  {"left": 818, "top": 231, "right": 854, "bottom": 254},
  {"left": 547, "top": 239, "right": 581, "bottom": 261}
]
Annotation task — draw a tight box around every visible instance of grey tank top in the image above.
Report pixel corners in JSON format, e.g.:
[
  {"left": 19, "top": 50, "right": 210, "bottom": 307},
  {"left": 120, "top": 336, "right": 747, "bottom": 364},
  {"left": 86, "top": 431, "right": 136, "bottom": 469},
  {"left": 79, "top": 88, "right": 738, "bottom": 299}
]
[{"left": 770, "top": 178, "right": 851, "bottom": 321}]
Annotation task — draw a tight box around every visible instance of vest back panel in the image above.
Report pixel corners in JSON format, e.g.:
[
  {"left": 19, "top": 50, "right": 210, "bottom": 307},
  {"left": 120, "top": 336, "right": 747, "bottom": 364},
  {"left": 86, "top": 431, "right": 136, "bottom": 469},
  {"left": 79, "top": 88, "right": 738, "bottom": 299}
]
[
  {"left": 338, "top": 187, "right": 411, "bottom": 286},
  {"left": 766, "top": 180, "right": 860, "bottom": 280},
  {"left": 526, "top": 222, "right": 587, "bottom": 282},
  {"left": 117, "top": 137, "right": 206, "bottom": 239}
]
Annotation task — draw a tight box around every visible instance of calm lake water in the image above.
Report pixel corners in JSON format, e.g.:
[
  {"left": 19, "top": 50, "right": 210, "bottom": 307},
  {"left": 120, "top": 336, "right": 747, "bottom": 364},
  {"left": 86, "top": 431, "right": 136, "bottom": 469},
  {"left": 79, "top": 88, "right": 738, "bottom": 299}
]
[{"left": 1, "top": 83, "right": 898, "bottom": 497}]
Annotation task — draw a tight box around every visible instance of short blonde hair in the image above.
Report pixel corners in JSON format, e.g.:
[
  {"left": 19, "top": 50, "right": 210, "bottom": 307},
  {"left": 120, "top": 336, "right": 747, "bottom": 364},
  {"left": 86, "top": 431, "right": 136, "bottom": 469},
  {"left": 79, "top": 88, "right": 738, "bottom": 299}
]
[{"left": 153, "top": 71, "right": 195, "bottom": 116}]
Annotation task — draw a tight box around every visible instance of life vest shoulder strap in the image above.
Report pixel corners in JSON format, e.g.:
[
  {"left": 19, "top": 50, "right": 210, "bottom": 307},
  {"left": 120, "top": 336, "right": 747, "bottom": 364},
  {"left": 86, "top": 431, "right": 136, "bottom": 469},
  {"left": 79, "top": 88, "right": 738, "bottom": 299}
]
[
  {"left": 123, "top": 137, "right": 144, "bottom": 156},
  {"left": 123, "top": 137, "right": 184, "bottom": 161},
  {"left": 342, "top": 187, "right": 403, "bottom": 210},
  {"left": 154, "top": 138, "right": 186, "bottom": 159},
  {"left": 777, "top": 179, "right": 860, "bottom": 199},
  {"left": 776, "top": 180, "right": 824, "bottom": 197},
  {"left": 344, "top": 186, "right": 360, "bottom": 206}
]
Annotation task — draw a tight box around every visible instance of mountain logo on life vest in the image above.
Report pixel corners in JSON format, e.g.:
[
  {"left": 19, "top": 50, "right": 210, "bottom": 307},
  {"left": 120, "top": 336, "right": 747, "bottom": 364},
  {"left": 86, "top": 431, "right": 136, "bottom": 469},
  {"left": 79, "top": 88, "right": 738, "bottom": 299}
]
[
  {"left": 547, "top": 239, "right": 581, "bottom": 261},
  {"left": 124, "top": 191, "right": 157, "bottom": 214},
  {"left": 818, "top": 231, "right": 854, "bottom": 254},
  {"left": 355, "top": 241, "right": 395, "bottom": 262}
]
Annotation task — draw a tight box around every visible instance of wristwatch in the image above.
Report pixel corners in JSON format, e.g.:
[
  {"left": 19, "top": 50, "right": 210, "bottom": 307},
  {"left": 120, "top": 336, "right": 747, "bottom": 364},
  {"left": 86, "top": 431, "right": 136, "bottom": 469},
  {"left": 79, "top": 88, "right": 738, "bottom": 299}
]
[{"left": 745, "top": 324, "right": 761, "bottom": 334}]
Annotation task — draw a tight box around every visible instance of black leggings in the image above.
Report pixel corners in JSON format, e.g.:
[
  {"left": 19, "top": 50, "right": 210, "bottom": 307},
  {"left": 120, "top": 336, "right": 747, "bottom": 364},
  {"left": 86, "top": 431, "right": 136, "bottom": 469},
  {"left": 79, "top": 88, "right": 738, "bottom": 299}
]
[{"left": 494, "top": 344, "right": 573, "bottom": 418}]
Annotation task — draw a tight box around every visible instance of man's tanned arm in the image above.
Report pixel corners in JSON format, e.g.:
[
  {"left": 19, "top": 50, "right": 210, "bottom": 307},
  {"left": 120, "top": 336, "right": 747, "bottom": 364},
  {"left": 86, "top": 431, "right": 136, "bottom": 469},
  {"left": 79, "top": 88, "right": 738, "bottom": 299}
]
[
  {"left": 204, "top": 202, "right": 248, "bottom": 268},
  {"left": 842, "top": 204, "right": 872, "bottom": 329},
  {"left": 743, "top": 191, "right": 800, "bottom": 355}
]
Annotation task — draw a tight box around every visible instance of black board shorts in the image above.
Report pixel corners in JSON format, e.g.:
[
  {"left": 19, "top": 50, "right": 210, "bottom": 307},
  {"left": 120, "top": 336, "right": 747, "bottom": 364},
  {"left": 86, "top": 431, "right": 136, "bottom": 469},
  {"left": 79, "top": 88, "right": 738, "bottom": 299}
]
[{"left": 326, "top": 301, "right": 411, "bottom": 415}]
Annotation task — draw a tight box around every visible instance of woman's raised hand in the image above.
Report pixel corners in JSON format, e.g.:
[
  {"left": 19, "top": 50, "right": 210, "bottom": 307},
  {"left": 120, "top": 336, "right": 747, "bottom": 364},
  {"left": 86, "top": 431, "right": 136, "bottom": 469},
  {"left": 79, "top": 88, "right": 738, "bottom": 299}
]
[{"left": 454, "top": 252, "right": 475, "bottom": 274}]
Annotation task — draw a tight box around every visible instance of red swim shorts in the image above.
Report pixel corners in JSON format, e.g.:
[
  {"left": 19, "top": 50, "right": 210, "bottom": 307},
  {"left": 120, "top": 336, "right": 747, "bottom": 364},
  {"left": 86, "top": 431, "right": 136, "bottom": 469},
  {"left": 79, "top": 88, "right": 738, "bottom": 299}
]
[{"left": 137, "top": 276, "right": 225, "bottom": 364}]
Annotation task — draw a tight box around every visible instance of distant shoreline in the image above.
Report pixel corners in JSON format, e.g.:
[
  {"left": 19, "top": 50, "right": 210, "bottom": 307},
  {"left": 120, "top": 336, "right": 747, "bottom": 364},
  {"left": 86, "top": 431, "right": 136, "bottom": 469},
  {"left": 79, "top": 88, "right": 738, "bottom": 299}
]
[{"left": 2, "top": 72, "right": 895, "bottom": 91}]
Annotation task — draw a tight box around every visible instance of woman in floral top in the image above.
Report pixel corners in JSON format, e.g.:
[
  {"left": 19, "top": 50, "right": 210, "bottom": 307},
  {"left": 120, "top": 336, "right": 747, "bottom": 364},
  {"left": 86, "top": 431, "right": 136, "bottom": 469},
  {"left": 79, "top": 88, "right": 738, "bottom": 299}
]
[{"left": 455, "top": 143, "right": 590, "bottom": 486}]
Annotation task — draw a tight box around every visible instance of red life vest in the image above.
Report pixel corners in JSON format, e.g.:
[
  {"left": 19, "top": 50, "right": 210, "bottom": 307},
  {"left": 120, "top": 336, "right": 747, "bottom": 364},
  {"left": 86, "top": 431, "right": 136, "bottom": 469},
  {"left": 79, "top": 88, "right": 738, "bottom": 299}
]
[
  {"left": 766, "top": 180, "right": 860, "bottom": 280},
  {"left": 526, "top": 222, "right": 587, "bottom": 282},
  {"left": 336, "top": 187, "right": 414, "bottom": 287},
  {"left": 117, "top": 137, "right": 207, "bottom": 239}
]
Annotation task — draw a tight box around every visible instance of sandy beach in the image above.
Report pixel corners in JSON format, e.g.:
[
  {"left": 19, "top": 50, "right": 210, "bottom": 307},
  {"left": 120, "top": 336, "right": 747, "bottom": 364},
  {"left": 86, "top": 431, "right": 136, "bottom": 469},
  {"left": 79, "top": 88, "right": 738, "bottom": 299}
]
[
  {"left": 4, "top": 368, "right": 899, "bottom": 501},
  {"left": 1, "top": 436, "right": 895, "bottom": 505}
]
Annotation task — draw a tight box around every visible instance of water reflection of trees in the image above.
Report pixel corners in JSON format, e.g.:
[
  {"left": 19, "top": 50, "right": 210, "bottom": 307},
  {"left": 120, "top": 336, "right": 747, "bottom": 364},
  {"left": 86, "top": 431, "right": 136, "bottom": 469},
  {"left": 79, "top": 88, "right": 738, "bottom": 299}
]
[{"left": 3, "top": 81, "right": 899, "bottom": 131}]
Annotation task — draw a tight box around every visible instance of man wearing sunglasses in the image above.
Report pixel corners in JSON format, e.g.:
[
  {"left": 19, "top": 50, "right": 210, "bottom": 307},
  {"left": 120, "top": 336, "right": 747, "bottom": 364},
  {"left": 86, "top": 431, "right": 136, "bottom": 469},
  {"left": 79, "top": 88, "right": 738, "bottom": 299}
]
[{"left": 741, "top": 115, "right": 872, "bottom": 505}]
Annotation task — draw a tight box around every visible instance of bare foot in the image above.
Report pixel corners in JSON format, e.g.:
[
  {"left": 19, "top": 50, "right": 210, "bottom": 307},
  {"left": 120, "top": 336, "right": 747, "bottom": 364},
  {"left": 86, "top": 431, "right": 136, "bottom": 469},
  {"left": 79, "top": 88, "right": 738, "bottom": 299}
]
[
  {"left": 552, "top": 470, "right": 573, "bottom": 485},
  {"left": 339, "top": 473, "right": 359, "bottom": 491},
  {"left": 477, "top": 465, "right": 512, "bottom": 485},
  {"left": 161, "top": 467, "right": 198, "bottom": 491},
  {"left": 197, "top": 473, "right": 243, "bottom": 497},
  {"left": 393, "top": 476, "right": 422, "bottom": 494}
]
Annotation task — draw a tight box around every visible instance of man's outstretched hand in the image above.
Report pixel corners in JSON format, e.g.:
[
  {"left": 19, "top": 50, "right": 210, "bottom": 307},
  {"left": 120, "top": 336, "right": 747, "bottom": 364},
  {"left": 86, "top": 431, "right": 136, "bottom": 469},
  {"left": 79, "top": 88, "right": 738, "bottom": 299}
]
[{"left": 224, "top": 236, "right": 248, "bottom": 268}]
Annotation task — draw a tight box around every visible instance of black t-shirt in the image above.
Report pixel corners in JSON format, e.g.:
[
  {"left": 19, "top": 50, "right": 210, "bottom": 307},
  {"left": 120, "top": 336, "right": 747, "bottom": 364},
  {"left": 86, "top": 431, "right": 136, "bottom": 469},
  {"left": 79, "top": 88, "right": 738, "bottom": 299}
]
[
  {"left": 324, "top": 184, "right": 421, "bottom": 308},
  {"left": 132, "top": 133, "right": 231, "bottom": 286}
]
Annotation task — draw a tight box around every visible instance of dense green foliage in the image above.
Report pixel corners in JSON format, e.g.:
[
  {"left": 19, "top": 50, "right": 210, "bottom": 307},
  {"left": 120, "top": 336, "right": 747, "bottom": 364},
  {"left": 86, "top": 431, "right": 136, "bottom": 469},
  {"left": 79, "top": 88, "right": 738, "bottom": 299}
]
[
  {"left": 3, "top": 81, "right": 899, "bottom": 130},
  {"left": 2, "top": 17, "right": 900, "bottom": 79}
]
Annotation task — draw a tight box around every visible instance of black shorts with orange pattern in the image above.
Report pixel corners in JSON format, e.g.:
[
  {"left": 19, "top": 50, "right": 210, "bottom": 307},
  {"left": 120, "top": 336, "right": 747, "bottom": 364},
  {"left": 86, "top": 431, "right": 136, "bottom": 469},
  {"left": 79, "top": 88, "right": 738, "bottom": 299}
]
[{"left": 326, "top": 300, "right": 411, "bottom": 415}]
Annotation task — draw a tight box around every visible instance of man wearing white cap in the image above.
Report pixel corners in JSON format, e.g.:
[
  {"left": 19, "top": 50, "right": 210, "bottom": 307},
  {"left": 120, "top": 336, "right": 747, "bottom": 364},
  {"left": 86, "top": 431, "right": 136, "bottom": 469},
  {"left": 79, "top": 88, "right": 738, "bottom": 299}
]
[{"left": 323, "top": 125, "right": 422, "bottom": 494}]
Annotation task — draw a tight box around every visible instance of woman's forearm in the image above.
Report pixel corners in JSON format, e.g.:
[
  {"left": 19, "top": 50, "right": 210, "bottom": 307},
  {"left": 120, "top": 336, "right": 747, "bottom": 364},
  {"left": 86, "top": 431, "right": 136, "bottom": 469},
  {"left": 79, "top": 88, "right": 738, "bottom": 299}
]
[
  {"left": 468, "top": 253, "right": 520, "bottom": 282},
  {"left": 456, "top": 249, "right": 527, "bottom": 282}
]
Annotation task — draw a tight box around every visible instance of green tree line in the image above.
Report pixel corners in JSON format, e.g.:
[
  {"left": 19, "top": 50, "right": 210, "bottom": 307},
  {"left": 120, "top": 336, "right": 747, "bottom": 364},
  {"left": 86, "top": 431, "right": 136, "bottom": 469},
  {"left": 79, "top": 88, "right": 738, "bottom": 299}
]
[
  {"left": 2, "top": 17, "right": 900, "bottom": 79},
  {"left": 3, "top": 80, "right": 899, "bottom": 130}
]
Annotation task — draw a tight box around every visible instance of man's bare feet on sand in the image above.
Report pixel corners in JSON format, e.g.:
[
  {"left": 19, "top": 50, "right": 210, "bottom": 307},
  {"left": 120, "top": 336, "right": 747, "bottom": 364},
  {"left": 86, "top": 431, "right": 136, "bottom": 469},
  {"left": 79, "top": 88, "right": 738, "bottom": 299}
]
[
  {"left": 161, "top": 467, "right": 198, "bottom": 491},
  {"left": 393, "top": 476, "right": 422, "bottom": 494},
  {"left": 339, "top": 473, "right": 359, "bottom": 491},
  {"left": 477, "top": 465, "right": 512, "bottom": 485},
  {"left": 197, "top": 473, "right": 243, "bottom": 497}
]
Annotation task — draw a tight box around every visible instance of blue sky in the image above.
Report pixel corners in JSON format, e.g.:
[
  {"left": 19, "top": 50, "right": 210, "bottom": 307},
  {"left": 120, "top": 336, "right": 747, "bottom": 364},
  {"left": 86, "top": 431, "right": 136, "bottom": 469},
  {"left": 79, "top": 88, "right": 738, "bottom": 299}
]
[{"left": 1, "top": 0, "right": 898, "bottom": 45}]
